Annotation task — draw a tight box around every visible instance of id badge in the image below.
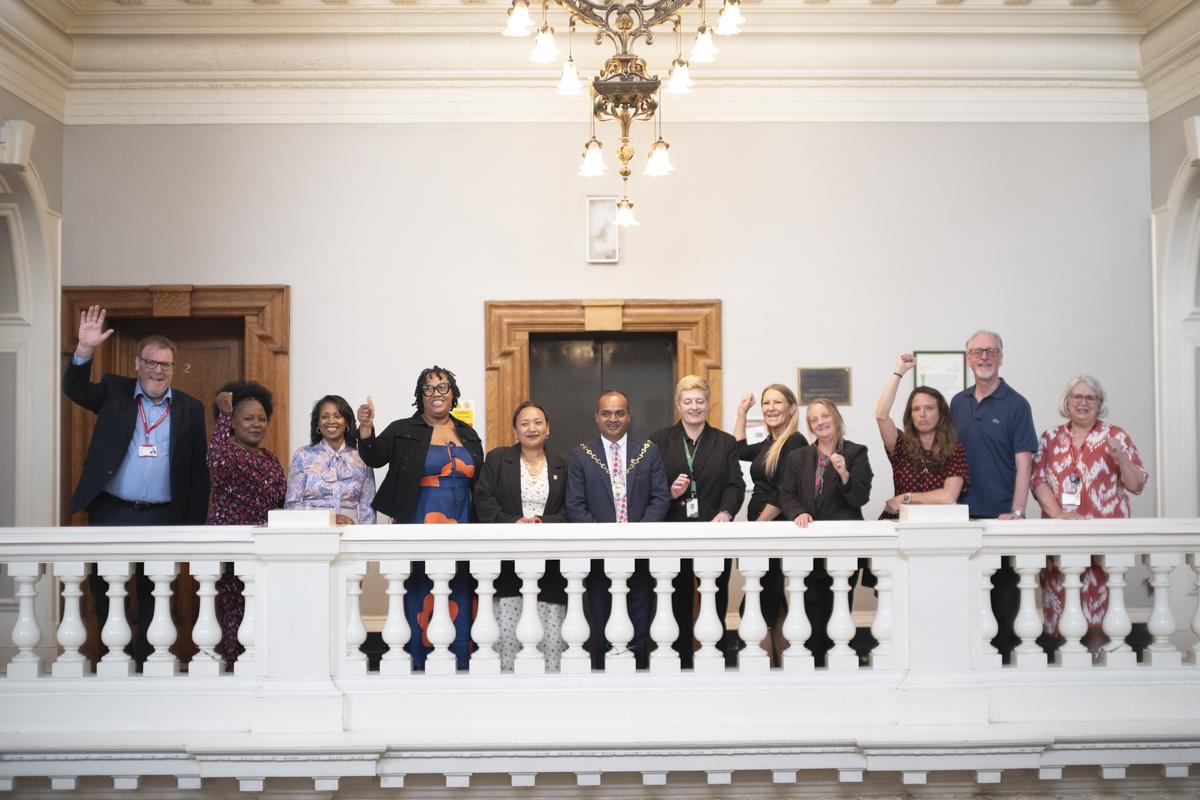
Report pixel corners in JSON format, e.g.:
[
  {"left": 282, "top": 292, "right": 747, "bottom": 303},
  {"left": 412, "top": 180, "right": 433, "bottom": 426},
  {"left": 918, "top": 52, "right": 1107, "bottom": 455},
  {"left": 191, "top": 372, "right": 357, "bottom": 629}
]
[
  {"left": 1062, "top": 475, "right": 1082, "bottom": 509},
  {"left": 138, "top": 443, "right": 158, "bottom": 458},
  {"left": 685, "top": 497, "right": 699, "bottom": 519},
  {"left": 1062, "top": 489, "right": 1082, "bottom": 508}
]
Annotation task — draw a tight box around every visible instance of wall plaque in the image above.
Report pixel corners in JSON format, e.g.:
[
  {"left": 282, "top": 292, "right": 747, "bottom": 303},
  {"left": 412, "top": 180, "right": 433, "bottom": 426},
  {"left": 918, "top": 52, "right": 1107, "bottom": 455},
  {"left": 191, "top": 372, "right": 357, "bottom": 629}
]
[{"left": 797, "top": 367, "right": 852, "bottom": 405}]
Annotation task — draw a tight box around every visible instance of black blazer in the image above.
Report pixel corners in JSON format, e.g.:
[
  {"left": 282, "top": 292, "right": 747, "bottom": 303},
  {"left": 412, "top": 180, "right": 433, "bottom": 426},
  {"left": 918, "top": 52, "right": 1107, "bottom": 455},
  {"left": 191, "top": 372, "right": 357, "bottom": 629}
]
[
  {"left": 649, "top": 422, "right": 745, "bottom": 522},
  {"left": 473, "top": 444, "right": 567, "bottom": 524},
  {"left": 359, "top": 412, "right": 485, "bottom": 523},
  {"left": 778, "top": 440, "right": 874, "bottom": 522},
  {"left": 564, "top": 436, "right": 669, "bottom": 523},
  {"left": 63, "top": 360, "right": 210, "bottom": 524}
]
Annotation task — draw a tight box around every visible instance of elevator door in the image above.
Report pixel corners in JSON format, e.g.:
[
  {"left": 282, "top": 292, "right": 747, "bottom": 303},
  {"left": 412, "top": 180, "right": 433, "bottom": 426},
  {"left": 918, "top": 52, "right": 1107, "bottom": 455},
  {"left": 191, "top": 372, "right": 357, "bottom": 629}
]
[{"left": 528, "top": 333, "right": 676, "bottom": 455}]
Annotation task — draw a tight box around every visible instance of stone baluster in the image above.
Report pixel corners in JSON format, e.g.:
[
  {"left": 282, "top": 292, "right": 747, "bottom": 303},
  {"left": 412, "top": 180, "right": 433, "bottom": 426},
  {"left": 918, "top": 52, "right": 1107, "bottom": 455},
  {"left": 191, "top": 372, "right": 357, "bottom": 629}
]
[
  {"left": 781, "top": 557, "right": 814, "bottom": 672},
  {"left": 469, "top": 560, "right": 500, "bottom": 675},
  {"left": 977, "top": 554, "right": 1002, "bottom": 669},
  {"left": 558, "top": 558, "right": 592, "bottom": 675},
  {"left": 826, "top": 556, "right": 859, "bottom": 671},
  {"left": 1143, "top": 553, "right": 1183, "bottom": 668},
  {"left": 514, "top": 559, "right": 546, "bottom": 675},
  {"left": 1189, "top": 554, "right": 1200, "bottom": 667},
  {"left": 603, "top": 557, "right": 636, "bottom": 674},
  {"left": 424, "top": 560, "right": 458, "bottom": 676},
  {"left": 736, "top": 557, "right": 770, "bottom": 672},
  {"left": 869, "top": 557, "right": 896, "bottom": 670},
  {"left": 1055, "top": 554, "right": 1091, "bottom": 668},
  {"left": 234, "top": 560, "right": 257, "bottom": 677},
  {"left": 189, "top": 561, "right": 223, "bottom": 678},
  {"left": 7, "top": 562, "right": 42, "bottom": 679},
  {"left": 52, "top": 562, "right": 89, "bottom": 678},
  {"left": 692, "top": 557, "right": 725, "bottom": 674},
  {"left": 343, "top": 561, "right": 368, "bottom": 676},
  {"left": 97, "top": 561, "right": 133, "bottom": 679},
  {"left": 1099, "top": 553, "right": 1136, "bottom": 668},
  {"left": 648, "top": 557, "right": 680, "bottom": 674},
  {"left": 143, "top": 561, "right": 179, "bottom": 678},
  {"left": 1013, "top": 554, "right": 1048, "bottom": 669},
  {"left": 380, "top": 560, "right": 412, "bottom": 676}
]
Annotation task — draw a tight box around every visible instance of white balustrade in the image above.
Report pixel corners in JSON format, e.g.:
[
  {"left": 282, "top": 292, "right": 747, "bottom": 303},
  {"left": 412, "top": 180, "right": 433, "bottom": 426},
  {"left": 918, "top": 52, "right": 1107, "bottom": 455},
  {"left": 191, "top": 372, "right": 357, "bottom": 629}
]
[
  {"left": 7, "top": 562, "right": 42, "bottom": 678},
  {"left": 513, "top": 559, "right": 545, "bottom": 675},
  {"left": 424, "top": 560, "right": 458, "bottom": 676},
  {"left": 736, "top": 557, "right": 769, "bottom": 672},
  {"left": 781, "top": 557, "right": 813, "bottom": 672},
  {"left": 52, "top": 561, "right": 89, "bottom": 678},
  {"left": 1012, "top": 554, "right": 1048, "bottom": 669},
  {"left": 143, "top": 561, "right": 179, "bottom": 678},
  {"left": 469, "top": 559, "right": 501, "bottom": 675},
  {"left": 189, "top": 560, "right": 222, "bottom": 678},
  {"left": 692, "top": 557, "right": 725, "bottom": 674},
  {"left": 97, "top": 561, "right": 133, "bottom": 679},
  {"left": 558, "top": 558, "right": 591, "bottom": 675},
  {"left": 343, "top": 560, "right": 368, "bottom": 676},
  {"left": 648, "top": 557, "right": 680, "bottom": 674},
  {"left": 603, "top": 557, "right": 635, "bottom": 674},
  {"left": 234, "top": 560, "right": 257, "bottom": 677},
  {"left": 1055, "top": 554, "right": 1091, "bottom": 668},
  {"left": 826, "top": 556, "right": 859, "bottom": 672},
  {"left": 977, "top": 553, "right": 1002, "bottom": 670},
  {"left": 1099, "top": 553, "right": 1137, "bottom": 668},
  {"left": 380, "top": 560, "right": 413, "bottom": 676},
  {"left": 1189, "top": 553, "right": 1200, "bottom": 667},
  {"left": 869, "top": 557, "right": 896, "bottom": 670},
  {"left": 1143, "top": 552, "right": 1183, "bottom": 668}
]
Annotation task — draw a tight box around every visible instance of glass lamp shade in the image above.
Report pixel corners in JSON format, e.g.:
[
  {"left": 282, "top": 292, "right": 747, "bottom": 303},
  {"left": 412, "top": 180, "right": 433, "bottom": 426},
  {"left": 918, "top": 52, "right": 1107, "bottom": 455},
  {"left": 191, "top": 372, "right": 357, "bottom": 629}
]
[
  {"left": 578, "top": 138, "right": 608, "bottom": 177},
  {"left": 665, "top": 59, "right": 693, "bottom": 94},
  {"left": 503, "top": 1, "right": 535, "bottom": 37},
  {"left": 691, "top": 25, "right": 718, "bottom": 63},
  {"left": 614, "top": 197, "right": 639, "bottom": 227},
  {"left": 644, "top": 139, "right": 675, "bottom": 177},
  {"left": 557, "top": 59, "right": 584, "bottom": 95},
  {"left": 716, "top": 0, "right": 745, "bottom": 36},
  {"left": 529, "top": 25, "right": 559, "bottom": 63}
]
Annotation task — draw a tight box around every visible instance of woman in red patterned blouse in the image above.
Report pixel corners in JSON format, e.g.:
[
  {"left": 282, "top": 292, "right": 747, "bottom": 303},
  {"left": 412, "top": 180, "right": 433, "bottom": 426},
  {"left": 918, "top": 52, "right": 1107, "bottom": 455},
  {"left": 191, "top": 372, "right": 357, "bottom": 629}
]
[
  {"left": 874, "top": 353, "right": 969, "bottom": 519},
  {"left": 1032, "top": 374, "right": 1148, "bottom": 651},
  {"left": 207, "top": 381, "right": 287, "bottom": 669}
]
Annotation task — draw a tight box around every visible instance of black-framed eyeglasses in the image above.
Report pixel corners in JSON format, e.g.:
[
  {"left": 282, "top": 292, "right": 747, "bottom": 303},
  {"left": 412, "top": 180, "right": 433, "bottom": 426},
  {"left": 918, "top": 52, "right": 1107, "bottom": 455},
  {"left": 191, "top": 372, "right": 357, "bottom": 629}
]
[
  {"left": 966, "top": 347, "right": 1001, "bottom": 359},
  {"left": 138, "top": 357, "right": 174, "bottom": 371},
  {"left": 421, "top": 382, "right": 451, "bottom": 397}
]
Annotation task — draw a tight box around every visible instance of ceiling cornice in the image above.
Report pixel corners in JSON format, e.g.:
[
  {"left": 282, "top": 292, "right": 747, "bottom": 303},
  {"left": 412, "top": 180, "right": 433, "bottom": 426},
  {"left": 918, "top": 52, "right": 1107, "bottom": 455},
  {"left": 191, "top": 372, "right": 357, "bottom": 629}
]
[{"left": 1139, "top": 0, "right": 1200, "bottom": 117}]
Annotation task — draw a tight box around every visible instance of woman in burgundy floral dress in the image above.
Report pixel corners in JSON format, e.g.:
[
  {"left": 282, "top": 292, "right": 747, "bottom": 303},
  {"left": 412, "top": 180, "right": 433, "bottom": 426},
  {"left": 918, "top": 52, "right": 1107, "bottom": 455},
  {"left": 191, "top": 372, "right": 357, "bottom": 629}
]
[
  {"left": 207, "top": 381, "right": 287, "bottom": 669},
  {"left": 874, "top": 353, "right": 969, "bottom": 518}
]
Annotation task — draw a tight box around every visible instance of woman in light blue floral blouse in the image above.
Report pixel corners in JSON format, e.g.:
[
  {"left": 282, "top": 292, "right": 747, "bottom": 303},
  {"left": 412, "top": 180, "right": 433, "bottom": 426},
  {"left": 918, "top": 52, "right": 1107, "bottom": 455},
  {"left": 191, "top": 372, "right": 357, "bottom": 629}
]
[{"left": 286, "top": 395, "right": 376, "bottom": 524}]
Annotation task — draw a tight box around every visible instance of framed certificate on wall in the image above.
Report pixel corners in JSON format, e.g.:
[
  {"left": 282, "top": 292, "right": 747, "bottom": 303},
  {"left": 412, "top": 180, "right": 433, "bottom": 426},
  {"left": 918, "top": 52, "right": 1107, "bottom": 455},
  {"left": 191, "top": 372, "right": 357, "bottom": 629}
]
[{"left": 914, "top": 351, "right": 967, "bottom": 400}]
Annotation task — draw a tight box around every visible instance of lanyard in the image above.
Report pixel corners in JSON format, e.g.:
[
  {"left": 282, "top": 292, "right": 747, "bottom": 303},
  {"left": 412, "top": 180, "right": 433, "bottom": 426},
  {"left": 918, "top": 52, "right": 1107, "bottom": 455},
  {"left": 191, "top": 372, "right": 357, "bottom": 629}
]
[
  {"left": 137, "top": 397, "right": 170, "bottom": 443},
  {"left": 682, "top": 434, "right": 699, "bottom": 498}
]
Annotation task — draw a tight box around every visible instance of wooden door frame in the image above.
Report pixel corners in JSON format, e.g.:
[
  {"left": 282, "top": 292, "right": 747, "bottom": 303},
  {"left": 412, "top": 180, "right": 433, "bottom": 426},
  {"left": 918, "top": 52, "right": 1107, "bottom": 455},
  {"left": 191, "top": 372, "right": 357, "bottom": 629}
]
[
  {"left": 484, "top": 299, "right": 722, "bottom": 447},
  {"left": 61, "top": 284, "right": 290, "bottom": 524}
]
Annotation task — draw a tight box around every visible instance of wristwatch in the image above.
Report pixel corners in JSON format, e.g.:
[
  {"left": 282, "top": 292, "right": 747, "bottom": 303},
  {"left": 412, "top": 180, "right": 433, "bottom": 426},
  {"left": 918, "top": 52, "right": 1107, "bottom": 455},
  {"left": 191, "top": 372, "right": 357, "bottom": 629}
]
[
  {"left": 1010, "top": 509, "right": 1025, "bottom": 518},
  {"left": 903, "top": 492, "right": 912, "bottom": 504}
]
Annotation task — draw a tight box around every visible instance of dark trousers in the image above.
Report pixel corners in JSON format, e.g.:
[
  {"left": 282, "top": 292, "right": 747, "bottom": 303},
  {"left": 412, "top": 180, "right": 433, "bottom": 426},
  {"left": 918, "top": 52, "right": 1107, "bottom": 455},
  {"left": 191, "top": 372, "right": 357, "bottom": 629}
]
[
  {"left": 990, "top": 557, "right": 1020, "bottom": 660},
  {"left": 803, "top": 558, "right": 875, "bottom": 666},
  {"left": 586, "top": 558, "right": 654, "bottom": 669},
  {"left": 86, "top": 493, "right": 172, "bottom": 666}
]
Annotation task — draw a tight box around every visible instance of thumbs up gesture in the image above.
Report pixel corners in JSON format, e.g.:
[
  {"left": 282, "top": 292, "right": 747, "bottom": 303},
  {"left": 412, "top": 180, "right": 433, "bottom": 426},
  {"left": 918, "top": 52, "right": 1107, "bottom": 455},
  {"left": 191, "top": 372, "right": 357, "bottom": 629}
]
[{"left": 357, "top": 396, "right": 375, "bottom": 436}]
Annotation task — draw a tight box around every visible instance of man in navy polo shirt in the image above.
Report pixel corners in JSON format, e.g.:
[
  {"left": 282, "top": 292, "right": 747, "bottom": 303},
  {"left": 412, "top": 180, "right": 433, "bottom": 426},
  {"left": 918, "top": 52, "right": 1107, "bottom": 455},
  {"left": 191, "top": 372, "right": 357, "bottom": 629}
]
[{"left": 950, "top": 329, "right": 1037, "bottom": 659}]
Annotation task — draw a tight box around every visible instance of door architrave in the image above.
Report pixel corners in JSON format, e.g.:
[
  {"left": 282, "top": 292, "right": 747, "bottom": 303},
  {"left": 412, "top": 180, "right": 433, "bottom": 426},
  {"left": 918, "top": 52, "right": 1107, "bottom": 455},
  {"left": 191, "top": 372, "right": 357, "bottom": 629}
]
[{"left": 484, "top": 299, "right": 722, "bottom": 447}]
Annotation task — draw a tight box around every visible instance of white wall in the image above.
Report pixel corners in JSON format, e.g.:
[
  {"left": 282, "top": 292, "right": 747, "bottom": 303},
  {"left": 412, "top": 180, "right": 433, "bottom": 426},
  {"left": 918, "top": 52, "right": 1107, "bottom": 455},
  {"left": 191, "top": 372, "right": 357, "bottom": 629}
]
[
  {"left": 0, "top": 89, "right": 62, "bottom": 213},
  {"left": 62, "top": 120, "right": 1156, "bottom": 518}
]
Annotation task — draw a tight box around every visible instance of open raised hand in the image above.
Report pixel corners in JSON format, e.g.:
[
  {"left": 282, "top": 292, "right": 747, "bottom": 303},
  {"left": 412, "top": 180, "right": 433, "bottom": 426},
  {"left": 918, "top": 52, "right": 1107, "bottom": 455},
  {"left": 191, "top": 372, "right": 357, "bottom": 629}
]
[{"left": 75, "top": 305, "right": 114, "bottom": 359}]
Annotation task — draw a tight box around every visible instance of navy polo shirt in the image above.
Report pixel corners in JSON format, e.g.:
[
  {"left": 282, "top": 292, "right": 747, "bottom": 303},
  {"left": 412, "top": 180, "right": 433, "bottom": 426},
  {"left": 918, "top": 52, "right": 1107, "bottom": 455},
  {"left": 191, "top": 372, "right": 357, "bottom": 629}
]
[{"left": 950, "top": 378, "right": 1038, "bottom": 519}]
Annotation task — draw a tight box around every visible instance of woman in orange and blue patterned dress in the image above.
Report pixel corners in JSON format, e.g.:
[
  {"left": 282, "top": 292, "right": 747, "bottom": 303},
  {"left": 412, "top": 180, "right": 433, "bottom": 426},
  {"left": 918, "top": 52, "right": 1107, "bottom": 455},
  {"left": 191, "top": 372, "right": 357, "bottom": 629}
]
[{"left": 358, "top": 367, "right": 484, "bottom": 670}]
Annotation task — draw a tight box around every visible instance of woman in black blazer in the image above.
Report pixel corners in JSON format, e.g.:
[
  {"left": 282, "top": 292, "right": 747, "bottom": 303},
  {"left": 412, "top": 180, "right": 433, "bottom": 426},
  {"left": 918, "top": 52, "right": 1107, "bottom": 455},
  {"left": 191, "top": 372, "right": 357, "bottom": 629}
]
[
  {"left": 779, "top": 398, "right": 874, "bottom": 666},
  {"left": 650, "top": 375, "right": 746, "bottom": 668},
  {"left": 474, "top": 402, "right": 568, "bottom": 671}
]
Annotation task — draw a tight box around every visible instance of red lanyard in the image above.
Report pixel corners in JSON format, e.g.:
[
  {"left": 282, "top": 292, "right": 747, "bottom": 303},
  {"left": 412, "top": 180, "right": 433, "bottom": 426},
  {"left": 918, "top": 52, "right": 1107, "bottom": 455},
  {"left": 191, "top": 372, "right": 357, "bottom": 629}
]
[{"left": 138, "top": 397, "right": 170, "bottom": 443}]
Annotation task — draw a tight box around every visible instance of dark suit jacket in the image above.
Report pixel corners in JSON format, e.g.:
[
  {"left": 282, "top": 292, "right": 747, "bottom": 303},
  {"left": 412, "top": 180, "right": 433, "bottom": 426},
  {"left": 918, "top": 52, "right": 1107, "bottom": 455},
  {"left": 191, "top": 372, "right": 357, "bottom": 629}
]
[
  {"left": 565, "top": 436, "right": 669, "bottom": 523},
  {"left": 473, "top": 444, "right": 567, "bottom": 524},
  {"left": 649, "top": 422, "right": 745, "bottom": 522},
  {"left": 63, "top": 360, "right": 210, "bottom": 524},
  {"left": 360, "top": 412, "right": 485, "bottom": 523},
  {"left": 778, "top": 440, "right": 874, "bottom": 522}
]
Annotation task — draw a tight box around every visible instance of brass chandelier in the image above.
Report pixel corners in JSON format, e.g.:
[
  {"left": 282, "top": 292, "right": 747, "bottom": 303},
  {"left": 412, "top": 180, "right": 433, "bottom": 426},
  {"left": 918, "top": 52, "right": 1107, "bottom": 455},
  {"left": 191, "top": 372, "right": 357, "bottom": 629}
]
[{"left": 502, "top": 0, "right": 745, "bottom": 225}]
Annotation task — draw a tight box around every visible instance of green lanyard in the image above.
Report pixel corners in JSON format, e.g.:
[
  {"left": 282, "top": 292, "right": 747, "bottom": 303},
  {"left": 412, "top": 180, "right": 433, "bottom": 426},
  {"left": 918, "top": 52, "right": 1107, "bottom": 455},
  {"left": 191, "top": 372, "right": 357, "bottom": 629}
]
[{"left": 682, "top": 434, "right": 699, "bottom": 499}]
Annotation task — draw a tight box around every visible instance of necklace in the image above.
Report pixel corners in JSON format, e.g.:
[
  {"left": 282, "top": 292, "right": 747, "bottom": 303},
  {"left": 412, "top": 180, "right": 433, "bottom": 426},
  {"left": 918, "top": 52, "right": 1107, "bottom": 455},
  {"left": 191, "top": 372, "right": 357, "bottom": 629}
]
[{"left": 521, "top": 453, "right": 546, "bottom": 476}]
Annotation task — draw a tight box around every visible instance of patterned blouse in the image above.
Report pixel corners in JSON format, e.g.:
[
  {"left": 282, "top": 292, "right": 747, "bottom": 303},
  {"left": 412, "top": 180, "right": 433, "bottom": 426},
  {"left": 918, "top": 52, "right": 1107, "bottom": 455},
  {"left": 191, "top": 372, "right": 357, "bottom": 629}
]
[
  {"left": 1031, "top": 421, "right": 1146, "bottom": 518},
  {"left": 881, "top": 440, "right": 969, "bottom": 519},
  {"left": 285, "top": 440, "right": 376, "bottom": 524},
  {"left": 206, "top": 410, "right": 287, "bottom": 526},
  {"left": 519, "top": 459, "right": 550, "bottom": 519}
]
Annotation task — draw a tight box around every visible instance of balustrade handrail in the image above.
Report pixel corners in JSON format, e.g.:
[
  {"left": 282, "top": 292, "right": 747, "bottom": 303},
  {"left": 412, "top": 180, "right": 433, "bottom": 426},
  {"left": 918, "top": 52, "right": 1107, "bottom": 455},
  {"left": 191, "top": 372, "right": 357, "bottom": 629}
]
[
  {"left": 0, "top": 526, "right": 256, "bottom": 562},
  {"left": 974, "top": 517, "right": 1200, "bottom": 554}
]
